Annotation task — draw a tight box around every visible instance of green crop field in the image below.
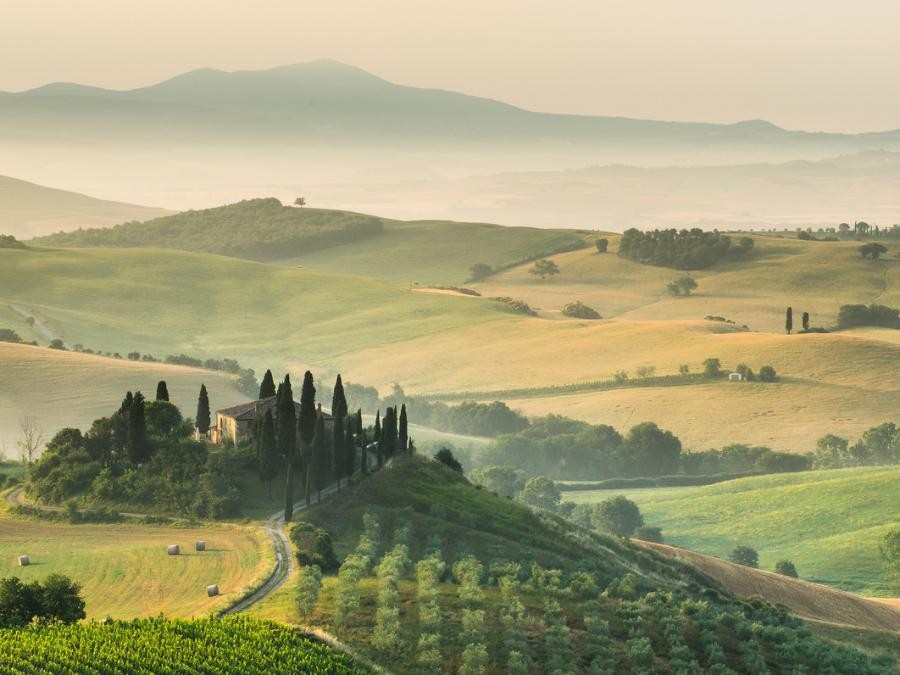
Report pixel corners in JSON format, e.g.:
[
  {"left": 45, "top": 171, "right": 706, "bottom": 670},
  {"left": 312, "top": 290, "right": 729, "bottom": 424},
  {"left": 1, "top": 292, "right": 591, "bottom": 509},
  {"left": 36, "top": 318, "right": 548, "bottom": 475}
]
[
  {"left": 564, "top": 466, "right": 900, "bottom": 596},
  {"left": 0, "top": 511, "right": 270, "bottom": 618},
  {"left": 0, "top": 616, "right": 365, "bottom": 673}
]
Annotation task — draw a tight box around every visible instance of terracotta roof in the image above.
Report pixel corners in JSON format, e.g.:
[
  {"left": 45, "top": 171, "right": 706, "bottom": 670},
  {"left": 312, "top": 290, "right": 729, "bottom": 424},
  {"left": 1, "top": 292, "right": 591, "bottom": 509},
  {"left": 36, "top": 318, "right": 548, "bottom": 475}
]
[{"left": 216, "top": 396, "right": 335, "bottom": 422}]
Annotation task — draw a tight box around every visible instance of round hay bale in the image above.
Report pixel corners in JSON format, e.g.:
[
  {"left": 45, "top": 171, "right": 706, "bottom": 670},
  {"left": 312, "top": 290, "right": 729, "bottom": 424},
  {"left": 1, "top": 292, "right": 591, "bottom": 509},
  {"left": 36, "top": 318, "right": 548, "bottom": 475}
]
[
  {"left": 206, "top": 584, "right": 219, "bottom": 597},
  {"left": 18, "top": 555, "right": 30, "bottom": 567},
  {"left": 167, "top": 544, "right": 180, "bottom": 556},
  {"left": 195, "top": 540, "right": 206, "bottom": 552}
]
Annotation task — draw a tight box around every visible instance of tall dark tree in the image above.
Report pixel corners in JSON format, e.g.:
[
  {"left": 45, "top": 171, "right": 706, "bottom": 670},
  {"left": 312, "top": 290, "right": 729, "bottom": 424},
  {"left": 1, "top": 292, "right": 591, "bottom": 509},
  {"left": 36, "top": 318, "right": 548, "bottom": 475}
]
[
  {"left": 256, "top": 409, "right": 280, "bottom": 498},
  {"left": 298, "top": 371, "right": 318, "bottom": 507},
  {"left": 155, "top": 380, "right": 169, "bottom": 402},
  {"left": 359, "top": 428, "right": 369, "bottom": 475},
  {"left": 382, "top": 406, "right": 398, "bottom": 460},
  {"left": 374, "top": 410, "right": 383, "bottom": 468},
  {"left": 196, "top": 384, "right": 211, "bottom": 435},
  {"left": 331, "top": 374, "right": 348, "bottom": 419},
  {"left": 119, "top": 391, "right": 134, "bottom": 416},
  {"left": 332, "top": 410, "right": 345, "bottom": 491},
  {"left": 356, "top": 409, "right": 363, "bottom": 435},
  {"left": 802, "top": 311, "right": 810, "bottom": 332},
  {"left": 277, "top": 375, "right": 298, "bottom": 521},
  {"left": 398, "top": 404, "right": 409, "bottom": 454},
  {"left": 127, "top": 391, "right": 151, "bottom": 464},
  {"left": 258, "top": 369, "right": 276, "bottom": 399},
  {"left": 785, "top": 306, "right": 793, "bottom": 335},
  {"left": 309, "top": 412, "right": 328, "bottom": 502},
  {"left": 344, "top": 416, "right": 357, "bottom": 483}
]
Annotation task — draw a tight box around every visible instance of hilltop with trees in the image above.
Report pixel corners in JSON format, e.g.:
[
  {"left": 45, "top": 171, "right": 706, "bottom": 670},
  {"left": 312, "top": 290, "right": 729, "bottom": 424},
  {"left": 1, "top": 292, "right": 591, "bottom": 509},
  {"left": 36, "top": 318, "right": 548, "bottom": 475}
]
[{"left": 618, "top": 228, "right": 754, "bottom": 269}]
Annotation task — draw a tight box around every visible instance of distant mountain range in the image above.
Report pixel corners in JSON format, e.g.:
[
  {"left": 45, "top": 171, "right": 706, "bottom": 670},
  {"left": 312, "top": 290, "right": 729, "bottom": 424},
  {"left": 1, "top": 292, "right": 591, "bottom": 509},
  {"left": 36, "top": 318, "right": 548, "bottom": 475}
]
[
  {"left": 0, "top": 175, "right": 171, "bottom": 239},
  {"left": 3, "top": 60, "right": 900, "bottom": 157}
]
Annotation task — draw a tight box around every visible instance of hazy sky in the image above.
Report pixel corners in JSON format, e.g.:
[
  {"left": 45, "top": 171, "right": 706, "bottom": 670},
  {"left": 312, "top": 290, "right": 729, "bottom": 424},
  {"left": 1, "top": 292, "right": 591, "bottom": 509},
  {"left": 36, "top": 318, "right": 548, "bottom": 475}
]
[{"left": 2, "top": 0, "right": 899, "bottom": 132}]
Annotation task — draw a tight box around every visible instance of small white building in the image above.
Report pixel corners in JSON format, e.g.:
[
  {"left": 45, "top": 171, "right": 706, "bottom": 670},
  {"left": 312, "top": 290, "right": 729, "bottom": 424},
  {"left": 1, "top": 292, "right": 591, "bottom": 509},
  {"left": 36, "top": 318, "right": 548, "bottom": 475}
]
[{"left": 728, "top": 372, "right": 744, "bottom": 382}]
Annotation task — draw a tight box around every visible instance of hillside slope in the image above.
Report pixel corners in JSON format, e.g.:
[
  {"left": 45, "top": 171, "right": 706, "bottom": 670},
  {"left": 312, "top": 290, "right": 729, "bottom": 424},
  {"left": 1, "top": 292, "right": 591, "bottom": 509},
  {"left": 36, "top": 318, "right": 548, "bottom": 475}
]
[
  {"left": 566, "top": 468, "right": 900, "bottom": 595},
  {"left": 0, "top": 342, "right": 247, "bottom": 449},
  {"left": 636, "top": 541, "right": 900, "bottom": 633},
  {"left": 0, "top": 175, "right": 170, "bottom": 239}
]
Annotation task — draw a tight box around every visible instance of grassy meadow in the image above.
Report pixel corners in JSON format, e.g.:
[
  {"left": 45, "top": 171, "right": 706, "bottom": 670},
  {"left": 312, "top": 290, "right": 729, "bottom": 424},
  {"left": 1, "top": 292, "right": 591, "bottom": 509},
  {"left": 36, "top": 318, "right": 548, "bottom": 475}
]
[
  {"left": 0, "top": 509, "right": 270, "bottom": 618},
  {"left": 565, "top": 466, "right": 900, "bottom": 596}
]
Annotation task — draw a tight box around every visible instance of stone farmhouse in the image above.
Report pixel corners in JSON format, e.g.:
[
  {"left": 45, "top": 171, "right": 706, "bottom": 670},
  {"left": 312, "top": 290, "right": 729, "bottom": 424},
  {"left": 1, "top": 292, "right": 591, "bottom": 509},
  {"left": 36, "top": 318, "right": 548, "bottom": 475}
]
[{"left": 210, "top": 396, "right": 334, "bottom": 445}]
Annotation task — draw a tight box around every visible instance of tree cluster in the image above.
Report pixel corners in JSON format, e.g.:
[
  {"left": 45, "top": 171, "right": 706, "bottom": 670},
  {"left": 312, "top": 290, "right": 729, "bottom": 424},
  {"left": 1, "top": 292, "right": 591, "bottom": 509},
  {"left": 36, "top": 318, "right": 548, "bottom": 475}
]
[
  {"left": 29, "top": 390, "right": 243, "bottom": 518},
  {"left": 0, "top": 575, "right": 85, "bottom": 627},
  {"left": 618, "top": 228, "right": 753, "bottom": 270},
  {"left": 836, "top": 303, "right": 900, "bottom": 329},
  {"left": 812, "top": 423, "right": 900, "bottom": 469}
]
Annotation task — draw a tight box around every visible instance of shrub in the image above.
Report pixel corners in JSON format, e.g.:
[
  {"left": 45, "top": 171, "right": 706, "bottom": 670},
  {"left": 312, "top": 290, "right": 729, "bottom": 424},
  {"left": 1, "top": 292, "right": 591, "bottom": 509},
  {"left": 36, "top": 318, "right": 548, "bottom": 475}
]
[
  {"left": 667, "top": 276, "right": 698, "bottom": 296},
  {"left": 635, "top": 526, "right": 664, "bottom": 543},
  {"left": 561, "top": 300, "right": 601, "bottom": 319},
  {"left": 295, "top": 565, "right": 322, "bottom": 618},
  {"left": 774, "top": 560, "right": 798, "bottom": 578},
  {"left": 594, "top": 495, "right": 644, "bottom": 537},
  {"left": 433, "top": 447, "right": 462, "bottom": 473},
  {"left": 729, "top": 546, "right": 759, "bottom": 568},
  {"left": 489, "top": 296, "right": 538, "bottom": 316},
  {"left": 758, "top": 365, "right": 778, "bottom": 382},
  {"left": 291, "top": 523, "right": 339, "bottom": 573}
]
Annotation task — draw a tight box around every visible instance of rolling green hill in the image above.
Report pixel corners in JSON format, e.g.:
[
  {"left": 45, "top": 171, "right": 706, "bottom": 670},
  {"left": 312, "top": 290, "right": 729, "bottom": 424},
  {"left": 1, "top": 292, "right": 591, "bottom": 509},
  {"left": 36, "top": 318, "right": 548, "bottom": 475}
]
[
  {"left": 0, "top": 174, "right": 171, "bottom": 240},
  {"left": 1, "top": 237, "right": 899, "bottom": 453},
  {"left": 564, "top": 467, "right": 900, "bottom": 596},
  {"left": 34, "top": 199, "right": 385, "bottom": 262}
]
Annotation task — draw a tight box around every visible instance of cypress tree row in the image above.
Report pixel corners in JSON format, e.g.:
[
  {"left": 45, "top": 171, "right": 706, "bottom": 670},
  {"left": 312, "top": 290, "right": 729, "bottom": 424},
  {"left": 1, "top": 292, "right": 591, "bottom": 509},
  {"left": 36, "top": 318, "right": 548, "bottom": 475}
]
[
  {"left": 196, "top": 384, "right": 211, "bottom": 435},
  {"left": 298, "top": 371, "right": 318, "bottom": 508},
  {"left": 256, "top": 409, "right": 280, "bottom": 498},
  {"left": 127, "top": 391, "right": 151, "bottom": 464},
  {"left": 258, "top": 369, "right": 276, "bottom": 399},
  {"left": 155, "top": 380, "right": 169, "bottom": 402},
  {"left": 399, "top": 404, "right": 408, "bottom": 454},
  {"left": 277, "top": 376, "right": 298, "bottom": 521}
]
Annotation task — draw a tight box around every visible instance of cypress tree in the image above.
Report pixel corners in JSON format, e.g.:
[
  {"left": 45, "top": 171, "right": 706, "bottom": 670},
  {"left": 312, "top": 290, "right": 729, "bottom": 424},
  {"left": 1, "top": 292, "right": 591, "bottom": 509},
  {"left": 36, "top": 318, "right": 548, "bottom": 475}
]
[
  {"left": 344, "top": 416, "right": 357, "bottom": 483},
  {"left": 398, "top": 404, "right": 408, "bottom": 454},
  {"left": 257, "top": 409, "right": 280, "bottom": 498},
  {"left": 119, "top": 391, "right": 134, "bottom": 416},
  {"left": 127, "top": 391, "right": 151, "bottom": 464},
  {"left": 785, "top": 306, "right": 793, "bottom": 335},
  {"left": 155, "top": 380, "right": 169, "bottom": 402},
  {"left": 359, "top": 428, "right": 369, "bottom": 475},
  {"left": 374, "top": 410, "right": 383, "bottom": 468},
  {"left": 382, "top": 407, "right": 398, "bottom": 460},
  {"left": 277, "top": 376, "right": 298, "bottom": 521},
  {"left": 259, "top": 369, "right": 276, "bottom": 399},
  {"left": 196, "top": 384, "right": 211, "bottom": 435},
  {"left": 310, "top": 412, "right": 327, "bottom": 502},
  {"left": 356, "top": 409, "right": 363, "bottom": 435},
  {"left": 802, "top": 311, "right": 810, "bottom": 331},
  {"left": 332, "top": 374, "right": 348, "bottom": 419},
  {"left": 298, "top": 371, "right": 318, "bottom": 508},
  {"left": 332, "top": 411, "right": 345, "bottom": 491},
  {"left": 114, "top": 391, "right": 134, "bottom": 452}
]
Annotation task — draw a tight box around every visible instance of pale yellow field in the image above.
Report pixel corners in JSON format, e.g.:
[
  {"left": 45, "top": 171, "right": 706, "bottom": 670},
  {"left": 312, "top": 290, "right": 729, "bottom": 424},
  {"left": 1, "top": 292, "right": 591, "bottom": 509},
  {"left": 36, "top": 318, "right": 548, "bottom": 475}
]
[
  {"left": 0, "top": 342, "right": 247, "bottom": 453},
  {"left": 475, "top": 235, "right": 900, "bottom": 332},
  {"left": 0, "top": 513, "right": 270, "bottom": 619}
]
